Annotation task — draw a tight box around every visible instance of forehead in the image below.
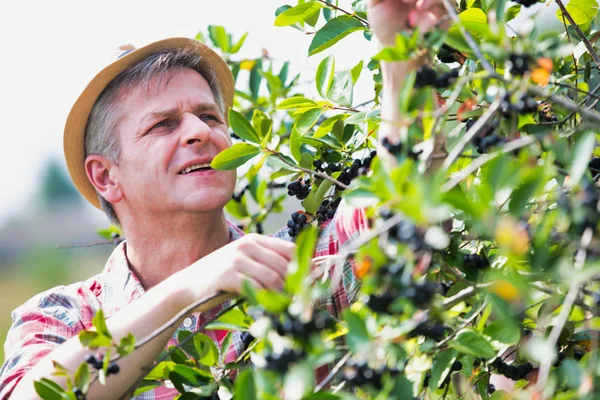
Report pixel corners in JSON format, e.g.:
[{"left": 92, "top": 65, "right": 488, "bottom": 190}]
[{"left": 119, "top": 68, "right": 216, "bottom": 110}]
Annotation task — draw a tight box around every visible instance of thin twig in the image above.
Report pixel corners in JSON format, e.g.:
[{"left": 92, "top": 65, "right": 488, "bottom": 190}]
[
  {"left": 436, "top": 300, "right": 489, "bottom": 348},
  {"left": 314, "top": 351, "right": 352, "bottom": 392},
  {"left": 438, "top": 0, "right": 495, "bottom": 74},
  {"left": 56, "top": 241, "right": 116, "bottom": 249},
  {"left": 535, "top": 227, "right": 593, "bottom": 392},
  {"left": 441, "top": 135, "right": 537, "bottom": 192},
  {"left": 555, "top": 0, "right": 600, "bottom": 70},
  {"left": 116, "top": 293, "right": 238, "bottom": 399},
  {"left": 442, "top": 97, "right": 501, "bottom": 171},
  {"left": 317, "top": 0, "right": 370, "bottom": 27},
  {"left": 267, "top": 150, "right": 349, "bottom": 190}
]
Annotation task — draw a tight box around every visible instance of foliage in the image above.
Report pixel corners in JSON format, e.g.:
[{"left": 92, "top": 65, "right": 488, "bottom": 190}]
[{"left": 34, "top": 0, "right": 600, "bottom": 399}]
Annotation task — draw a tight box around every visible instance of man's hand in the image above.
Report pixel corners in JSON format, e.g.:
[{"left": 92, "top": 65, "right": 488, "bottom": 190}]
[
  {"left": 178, "top": 234, "right": 296, "bottom": 305},
  {"left": 367, "top": 0, "right": 448, "bottom": 47}
]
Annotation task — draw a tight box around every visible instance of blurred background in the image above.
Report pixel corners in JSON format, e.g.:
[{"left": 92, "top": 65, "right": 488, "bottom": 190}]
[{"left": 0, "top": 0, "right": 559, "bottom": 362}]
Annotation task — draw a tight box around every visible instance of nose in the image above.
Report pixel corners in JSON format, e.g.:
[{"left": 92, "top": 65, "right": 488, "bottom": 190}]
[{"left": 179, "top": 112, "right": 211, "bottom": 148}]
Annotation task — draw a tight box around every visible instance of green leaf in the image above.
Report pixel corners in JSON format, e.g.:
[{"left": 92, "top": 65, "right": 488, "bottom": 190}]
[
  {"left": 178, "top": 330, "right": 201, "bottom": 359},
  {"left": 556, "top": 0, "right": 599, "bottom": 25},
  {"left": 34, "top": 378, "right": 67, "bottom": 400},
  {"left": 314, "top": 114, "right": 347, "bottom": 139},
  {"left": 229, "top": 109, "right": 261, "bottom": 143},
  {"left": 449, "top": 329, "right": 497, "bottom": 359},
  {"left": 274, "top": 1, "right": 325, "bottom": 26},
  {"left": 559, "top": 358, "right": 583, "bottom": 388},
  {"left": 117, "top": 333, "right": 136, "bottom": 357},
  {"left": 350, "top": 60, "right": 364, "bottom": 84},
  {"left": 277, "top": 97, "right": 318, "bottom": 110},
  {"left": 193, "top": 333, "right": 219, "bottom": 367},
  {"left": 343, "top": 310, "right": 370, "bottom": 352},
  {"left": 286, "top": 225, "right": 318, "bottom": 294},
  {"left": 205, "top": 307, "right": 251, "bottom": 331},
  {"left": 284, "top": 362, "right": 314, "bottom": 399},
  {"left": 250, "top": 59, "right": 263, "bottom": 100},
  {"left": 256, "top": 289, "right": 291, "bottom": 313},
  {"left": 133, "top": 380, "right": 163, "bottom": 397},
  {"left": 308, "top": 16, "right": 366, "bottom": 56},
  {"left": 505, "top": 4, "right": 522, "bottom": 21},
  {"left": 567, "top": 131, "right": 595, "bottom": 188},
  {"left": 79, "top": 330, "right": 112, "bottom": 349},
  {"left": 74, "top": 363, "right": 90, "bottom": 393},
  {"left": 92, "top": 310, "right": 111, "bottom": 339},
  {"left": 429, "top": 349, "right": 457, "bottom": 390},
  {"left": 296, "top": 108, "right": 325, "bottom": 135},
  {"left": 211, "top": 143, "right": 261, "bottom": 170},
  {"left": 169, "top": 365, "right": 211, "bottom": 393},
  {"left": 234, "top": 369, "right": 257, "bottom": 400},
  {"left": 230, "top": 32, "right": 248, "bottom": 54},
  {"left": 220, "top": 331, "right": 233, "bottom": 364},
  {"left": 484, "top": 319, "right": 521, "bottom": 345},
  {"left": 344, "top": 188, "right": 379, "bottom": 208},
  {"left": 316, "top": 55, "right": 336, "bottom": 98},
  {"left": 144, "top": 361, "right": 176, "bottom": 380},
  {"left": 208, "top": 25, "right": 230, "bottom": 53},
  {"left": 327, "top": 71, "right": 354, "bottom": 106},
  {"left": 304, "top": 179, "right": 334, "bottom": 215}
]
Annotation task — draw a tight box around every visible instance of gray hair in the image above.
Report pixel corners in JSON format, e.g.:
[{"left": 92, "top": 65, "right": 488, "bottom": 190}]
[{"left": 84, "top": 48, "right": 226, "bottom": 226}]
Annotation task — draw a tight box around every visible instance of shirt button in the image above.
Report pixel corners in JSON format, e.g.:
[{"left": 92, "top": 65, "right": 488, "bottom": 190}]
[{"left": 183, "top": 317, "right": 193, "bottom": 329}]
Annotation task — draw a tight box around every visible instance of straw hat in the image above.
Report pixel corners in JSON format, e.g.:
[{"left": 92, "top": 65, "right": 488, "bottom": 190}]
[{"left": 63, "top": 37, "right": 234, "bottom": 210}]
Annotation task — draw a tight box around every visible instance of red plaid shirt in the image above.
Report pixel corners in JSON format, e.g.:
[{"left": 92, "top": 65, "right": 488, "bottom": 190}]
[{"left": 0, "top": 203, "right": 368, "bottom": 399}]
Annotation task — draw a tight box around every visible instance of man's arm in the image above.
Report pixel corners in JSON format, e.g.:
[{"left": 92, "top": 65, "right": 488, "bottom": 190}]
[{"left": 6, "top": 234, "right": 295, "bottom": 399}]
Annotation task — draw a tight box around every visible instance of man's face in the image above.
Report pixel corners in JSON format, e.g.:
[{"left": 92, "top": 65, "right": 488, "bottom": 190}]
[{"left": 111, "top": 68, "right": 236, "bottom": 218}]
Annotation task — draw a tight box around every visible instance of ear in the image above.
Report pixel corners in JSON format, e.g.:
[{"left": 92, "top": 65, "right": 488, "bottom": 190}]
[{"left": 84, "top": 155, "right": 123, "bottom": 204}]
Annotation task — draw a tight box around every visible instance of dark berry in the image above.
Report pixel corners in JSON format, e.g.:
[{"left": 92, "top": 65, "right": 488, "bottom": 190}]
[
  {"left": 452, "top": 361, "right": 463, "bottom": 371},
  {"left": 240, "top": 331, "right": 255, "bottom": 348},
  {"left": 107, "top": 362, "right": 120, "bottom": 375},
  {"left": 415, "top": 66, "right": 438, "bottom": 88},
  {"left": 488, "top": 384, "right": 496, "bottom": 394},
  {"left": 73, "top": 388, "right": 86, "bottom": 400},
  {"left": 291, "top": 212, "right": 300, "bottom": 222},
  {"left": 509, "top": 53, "right": 533, "bottom": 75},
  {"left": 297, "top": 213, "right": 307, "bottom": 224}
]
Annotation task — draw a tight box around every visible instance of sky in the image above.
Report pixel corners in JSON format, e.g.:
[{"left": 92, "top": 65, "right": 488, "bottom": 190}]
[
  {"left": 0, "top": 0, "right": 378, "bottom": 226},
  {"left": 0, "top": 0, "right": 557, "bottom": 227}
]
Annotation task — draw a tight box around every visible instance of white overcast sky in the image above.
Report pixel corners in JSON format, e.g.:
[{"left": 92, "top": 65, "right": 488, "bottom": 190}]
[{"left": 0, "top": 0, "right": 379, "bottom": 226}]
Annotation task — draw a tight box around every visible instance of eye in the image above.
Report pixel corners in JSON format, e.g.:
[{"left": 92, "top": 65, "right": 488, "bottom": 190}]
[
  {"left": 149, "top": 119, "right": 174, "bottom": 132},
  {"left": 200, "top": 114, "right": 222, "bottom": 124}
]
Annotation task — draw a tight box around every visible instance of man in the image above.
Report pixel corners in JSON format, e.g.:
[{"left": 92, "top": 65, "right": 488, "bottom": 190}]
[{"left": 0, "top": 0, "right": 446, "bottom": 398}]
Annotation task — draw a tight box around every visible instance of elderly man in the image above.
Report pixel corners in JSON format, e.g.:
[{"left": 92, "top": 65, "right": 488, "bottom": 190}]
[{"left": 0, "top": 0, "right": 446, "bottom": 398}]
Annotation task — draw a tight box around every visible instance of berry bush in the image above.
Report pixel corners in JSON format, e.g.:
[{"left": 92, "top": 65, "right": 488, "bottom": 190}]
[{"left": 35, "top": 0, "right": 600, "bottom": 399}]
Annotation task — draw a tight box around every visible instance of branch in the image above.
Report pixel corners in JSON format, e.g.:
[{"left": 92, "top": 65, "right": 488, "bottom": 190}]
[
  {"left": 267, "top": 150, "right": 350, "bottom": 190},
  {"left": 442, "top": 97, "right": 501, "bottom": 171},
  {"left": 535, "top": 227, "right": 593, "bottom": 391},
  {"left": 314, "top": 351, "right": 352, "bottom": 392},
  {"left": 114, "top": 292, "right": 237, "bottom": 399},
  {"left": 438, "top": 0, "right": 496, "bottom": 75},
  {"left": 441, "top": 135, "right": 537, "bottom": 192},
  {"left": 317, "top": 0, "right": 370, "bottom": 27},
  {"left": 555, "top": 0, "right": 600, "bottom": 70}
]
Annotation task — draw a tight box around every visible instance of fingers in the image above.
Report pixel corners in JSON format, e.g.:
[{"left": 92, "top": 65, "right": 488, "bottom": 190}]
[
  {"left": 247, "top": 245, "right": 290, "bottom": 282},
  {"left": 248, "top": 233, "right": 296, "bottom": 260}
]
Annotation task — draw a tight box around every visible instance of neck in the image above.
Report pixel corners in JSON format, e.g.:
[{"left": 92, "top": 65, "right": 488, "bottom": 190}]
[{"left": 120, "top": 210, "right": 230, "bottom": 290}]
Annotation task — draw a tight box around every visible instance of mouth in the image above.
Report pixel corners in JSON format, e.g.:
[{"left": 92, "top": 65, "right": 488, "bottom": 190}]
[{"left": 178, "top": 162, "right": 213, "bottom": 175}]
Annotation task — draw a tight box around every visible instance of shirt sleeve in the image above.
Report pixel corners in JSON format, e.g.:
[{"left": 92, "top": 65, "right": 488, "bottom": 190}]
[
  {"left": 314, "top": 199, "right": 370, "bottom": 319},
  {"left": 0, "top": 288, "right": 91, "bottom": 399}
]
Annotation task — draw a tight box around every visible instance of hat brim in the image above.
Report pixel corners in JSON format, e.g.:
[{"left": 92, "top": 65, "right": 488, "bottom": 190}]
[{"left": 64, "top": 37, "right": 234, "bottom": 210}]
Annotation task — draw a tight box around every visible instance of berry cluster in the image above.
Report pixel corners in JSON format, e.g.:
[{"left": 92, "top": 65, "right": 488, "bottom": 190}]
[
  {"left": 465, "top": 118, "right": 504, "bottom": 154},
  {"left": 414, "top": 66, "right": 459, "bottom": 89},
  {"left": 513, "top": 0, "right": 538, "bottom": 8},
  {"left": 342, "top": 359, "right": 397, "bottom": 390},
  {"left": 85, "top": 354, "right": 120, "bottom": 375},
  {"left": 490, "top": 358, "right": 533, "bottom": 380},
  {"left": 462, "top": 253, "right": 490, "bottom": 270},
  {"left": 508, "top": 53, "right": 533, "bottom": 75},
  {"left": 382, "top": 138, "right": 422, "bottom": 159},
  {"left": 553, "top": 348, "right": 585, "bottom": 367},
  {"left": 403, "top": 281, "right": 438, "bottom": 308},
  {"left": 264, "top": 347, "right": 306, "bottom": 372},
  {"left": 501, "top": 93, "right": 538, "bottom": 117},
  {"left": 271, "top": 309, "right": 336, "bottom": 341},
  {"left": 287, "top": 211, "right": 308, "bottom": 237},
  {"left": 589, "top": 157, "right": 600, "bottom": 176},
  {"left": 240, "top": 331, "right": 255, "bottom": 350},
  {"left": 232, "top": 184, "right": 249, "bottom": 202},
  {"left": 336, "top": 154, "right": 376, "bottom": 189},
  {"left": 437, "top": 44, "right": 458, "bottom": 64},
  {"left": 408, "top": 321, "right": 447, "bottom": 341},
  {"left": 387, "top": 218, "right": 426, "bottom": 250},
  {"left": 316, "top": 197, "right": 342, "bottom": 224},
  {"left": 287, "top": 178, "right": 311, "bottom": 200}
]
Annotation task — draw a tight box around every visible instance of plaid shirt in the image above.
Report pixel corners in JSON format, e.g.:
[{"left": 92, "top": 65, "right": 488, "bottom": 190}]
[{"left": 0, "top": 203, "right": 368, "bottom": 399}]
